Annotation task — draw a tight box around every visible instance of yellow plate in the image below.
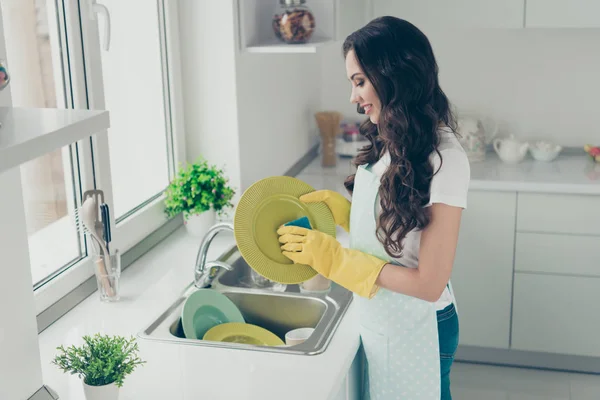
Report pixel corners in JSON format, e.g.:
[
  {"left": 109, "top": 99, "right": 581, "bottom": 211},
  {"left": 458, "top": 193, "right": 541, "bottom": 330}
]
[
  {"left": 203, "top": 322, "right": 285, "bottom": 346},
  {"left": 234, "top": 176, "right": 336, "bottom": 284}
]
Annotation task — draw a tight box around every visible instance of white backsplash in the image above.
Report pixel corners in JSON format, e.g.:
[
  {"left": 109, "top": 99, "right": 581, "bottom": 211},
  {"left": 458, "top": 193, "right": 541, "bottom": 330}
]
[{"left": 319, "top": 28, "right": 600, "bottom": 148}]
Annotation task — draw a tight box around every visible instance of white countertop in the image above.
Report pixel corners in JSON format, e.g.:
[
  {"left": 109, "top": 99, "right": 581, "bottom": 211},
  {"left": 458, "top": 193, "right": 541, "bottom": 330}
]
[
  {"left": 38, "top": 227, "right": 360, "bottom": 400},
  {"left": 469, "top": 153, "right": 600, "bottom": 194}
]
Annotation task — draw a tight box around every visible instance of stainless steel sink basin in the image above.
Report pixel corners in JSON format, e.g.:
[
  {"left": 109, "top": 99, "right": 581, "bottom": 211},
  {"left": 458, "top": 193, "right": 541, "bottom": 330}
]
[{"left": 138, "top": 246, "right": 353, "bottom": 355}]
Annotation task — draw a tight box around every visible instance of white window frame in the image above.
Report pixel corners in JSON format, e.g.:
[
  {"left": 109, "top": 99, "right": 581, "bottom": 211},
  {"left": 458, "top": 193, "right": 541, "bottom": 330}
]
[{"left": 22, "top": 0, "right": 187, "bottom": 315}]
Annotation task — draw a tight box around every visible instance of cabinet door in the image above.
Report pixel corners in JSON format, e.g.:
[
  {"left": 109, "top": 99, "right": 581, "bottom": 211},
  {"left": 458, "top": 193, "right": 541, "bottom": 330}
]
[
  {"left": 451, "top": 191, "right": 516, "bottom": 349},
  {"left": 526, "top": 0, "right": 600, "bottom": 28},
  {"left": 512, "top": 273, "right": 600, "bottom": 357},
  {"left": 330, "top": 351, "right": 361, "bottom": 400},
  {"left": 371, "top": 0, "right": 525, "bottom": 30}
]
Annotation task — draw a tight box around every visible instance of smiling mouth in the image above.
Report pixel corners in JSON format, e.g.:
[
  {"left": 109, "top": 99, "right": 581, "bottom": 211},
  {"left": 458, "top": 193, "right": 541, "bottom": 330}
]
[{"left": 357, "top": 104, "right": 372, "bottom": 115}]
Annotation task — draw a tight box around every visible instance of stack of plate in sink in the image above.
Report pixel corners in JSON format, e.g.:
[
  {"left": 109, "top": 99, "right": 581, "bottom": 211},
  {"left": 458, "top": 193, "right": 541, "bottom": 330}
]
[
  {"left": 181, "top": 289, "right": 284, "bottom": 346},
  {"left": 233, "top": 176, "right": 336, "bottom": 285},
  {"left": 181, "top": 289, "right": 245, "bottom": 340},
  {"left": 203, "top": 322, "right": 284, "bottom": 346}
]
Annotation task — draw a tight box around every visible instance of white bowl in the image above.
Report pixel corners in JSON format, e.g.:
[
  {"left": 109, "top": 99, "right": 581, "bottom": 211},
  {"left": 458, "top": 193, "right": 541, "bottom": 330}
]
[{"left": 529, "top": 141, "right": 562, "bottom": 162}]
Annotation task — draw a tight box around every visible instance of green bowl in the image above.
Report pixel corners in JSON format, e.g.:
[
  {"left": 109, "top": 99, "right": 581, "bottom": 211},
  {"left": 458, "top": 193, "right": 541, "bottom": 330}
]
[{"left": 181, "top": 289, "right": 245, "bottom": 340}]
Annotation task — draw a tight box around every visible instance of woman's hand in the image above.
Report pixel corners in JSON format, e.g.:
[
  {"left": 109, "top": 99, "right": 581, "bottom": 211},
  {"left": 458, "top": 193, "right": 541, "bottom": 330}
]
[
  {"left": 277, "top": 226, "right": 386, "bottom": 298},
  {"left": 300, "top": 190, "right": 351, "bottom": 232}
]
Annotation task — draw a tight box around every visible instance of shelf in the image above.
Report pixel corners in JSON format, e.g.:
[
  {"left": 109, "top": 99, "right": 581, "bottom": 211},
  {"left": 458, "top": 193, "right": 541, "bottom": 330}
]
[
  {"left": 238, "top": 0, "right": 336, "bottom": 54},
  {"left": 0, "top": 107, "right": 110, "bottom": 173},
  {"left": 245, "top": 35, "right": 332, "bottom": 54}
]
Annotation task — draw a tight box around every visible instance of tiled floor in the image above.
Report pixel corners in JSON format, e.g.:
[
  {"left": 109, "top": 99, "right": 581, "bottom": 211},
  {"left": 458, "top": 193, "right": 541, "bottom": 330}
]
[
  {"left": 298, "top": 156, "right": 600, "bottom": 400},
  {"left": 452, "top": 362, "right": 600, "bottom": 400}
]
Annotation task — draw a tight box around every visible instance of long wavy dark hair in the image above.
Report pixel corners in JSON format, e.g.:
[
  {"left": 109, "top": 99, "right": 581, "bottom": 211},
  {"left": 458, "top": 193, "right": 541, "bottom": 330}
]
[{"left": 343, "top": 16, "right": 457, "bottom": 258}]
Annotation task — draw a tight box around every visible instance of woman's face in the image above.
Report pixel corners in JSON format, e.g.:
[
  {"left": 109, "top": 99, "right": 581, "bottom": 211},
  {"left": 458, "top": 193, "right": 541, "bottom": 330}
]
[{"left": 345, "top": 50, "right": 381, "bottom": 124}]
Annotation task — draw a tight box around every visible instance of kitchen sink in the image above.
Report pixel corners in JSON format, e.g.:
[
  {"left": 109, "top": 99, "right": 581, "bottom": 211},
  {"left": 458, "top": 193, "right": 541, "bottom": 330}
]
[{"left": 138, "top": 246, "right": 353, "bottom": 355}]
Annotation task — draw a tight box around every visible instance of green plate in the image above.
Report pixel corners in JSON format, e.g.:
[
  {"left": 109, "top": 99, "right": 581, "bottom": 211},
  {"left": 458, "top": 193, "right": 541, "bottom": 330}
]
[
  {"left": 234, "top": 176, "right": 336, "bottom": 284},
  {"left": 181, "top": 289, "right": 245, "bottom": 340},
  {"left": 203, "top": 322, "right": 285, "bottom": 347}
]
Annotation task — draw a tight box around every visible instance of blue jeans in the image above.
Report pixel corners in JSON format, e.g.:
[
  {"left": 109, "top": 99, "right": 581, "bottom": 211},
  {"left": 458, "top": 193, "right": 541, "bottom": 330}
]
[{"left": 437, "top": 303, "right": 459, "bottom": 400}]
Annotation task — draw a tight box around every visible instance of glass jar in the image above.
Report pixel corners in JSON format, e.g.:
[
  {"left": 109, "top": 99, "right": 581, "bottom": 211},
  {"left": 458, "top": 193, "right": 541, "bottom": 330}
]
[{"left": 272, "top": 0, "right": 315, "bottom": 44}]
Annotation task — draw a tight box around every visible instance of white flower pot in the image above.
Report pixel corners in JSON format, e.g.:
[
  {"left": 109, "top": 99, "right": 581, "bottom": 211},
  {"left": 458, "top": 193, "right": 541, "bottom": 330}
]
[
  {"left": 83, "top": 382, "right": 119, "bottom": 400},
  {"left": 184, "top": 210, "right": 216, "bottom": 237}
]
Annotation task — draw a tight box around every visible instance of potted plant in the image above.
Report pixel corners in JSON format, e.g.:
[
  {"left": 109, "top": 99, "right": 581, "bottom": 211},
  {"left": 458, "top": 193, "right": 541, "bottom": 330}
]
[
  {"left": 52, "top": 333, "right": 145, "bottom": 400},
  {"left": 164, "top": 158, "right": 235, "bottom": 237}
]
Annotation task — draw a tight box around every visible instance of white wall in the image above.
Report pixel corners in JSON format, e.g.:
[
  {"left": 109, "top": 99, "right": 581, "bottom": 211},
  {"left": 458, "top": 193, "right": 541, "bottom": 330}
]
[
  {"left": 178, "top": 0, "right": 242, "bottom": 201},
  {"left": 178, "top": 0, "right": 322, "bottom": 197},
  {"left": 319, "top": 28, "right": 600, "bottom": 147},
  {"left": 235, "top": 52, "right": 321, "bottom": 190}
]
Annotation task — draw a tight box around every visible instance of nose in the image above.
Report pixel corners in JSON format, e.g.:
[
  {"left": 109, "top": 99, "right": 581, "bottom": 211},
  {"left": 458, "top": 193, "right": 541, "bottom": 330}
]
[{"left": 350, "top": 87, "right": 360, "bottom": 104}]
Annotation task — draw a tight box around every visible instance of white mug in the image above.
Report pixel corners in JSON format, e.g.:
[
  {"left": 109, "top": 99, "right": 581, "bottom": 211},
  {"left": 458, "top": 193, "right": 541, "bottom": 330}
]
[{"left": 285, "top": 328, "right": 315, "bottom": 346}]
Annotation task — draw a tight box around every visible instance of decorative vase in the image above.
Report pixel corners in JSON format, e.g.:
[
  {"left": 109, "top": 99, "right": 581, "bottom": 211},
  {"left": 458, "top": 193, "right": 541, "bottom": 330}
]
[
  {"left": 184, "top": 210, "right": 216, "bottom": 237},
  {"left": 83, "top": 382, "right": 119, "bottom": 400}
]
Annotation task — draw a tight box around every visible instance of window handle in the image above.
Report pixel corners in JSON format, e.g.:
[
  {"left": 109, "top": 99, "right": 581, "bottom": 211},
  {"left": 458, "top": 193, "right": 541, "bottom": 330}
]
[{"left": 91, "top": 0, "right": 111, "bottom": 51}]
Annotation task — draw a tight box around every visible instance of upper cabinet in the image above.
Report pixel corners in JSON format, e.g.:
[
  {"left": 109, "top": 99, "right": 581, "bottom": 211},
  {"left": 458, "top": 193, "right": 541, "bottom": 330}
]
[
  {"left": 237, "top": 0, "right": 600, "bottom": 54},
  {"left": 371, "top": 0, "right": 525, "bottom": 30},
  {"left": 525, "top": 0, "right": 600, "bottom": 28}
]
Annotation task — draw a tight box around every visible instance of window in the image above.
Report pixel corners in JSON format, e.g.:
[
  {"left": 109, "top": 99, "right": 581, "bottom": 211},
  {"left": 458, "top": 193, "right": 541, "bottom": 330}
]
[
  {"left": 99, "top": 0, "right": 174, "bottom": 220},
  {"left": 0, "top": 0, "right": 184, "bottom": 314},
  {"left": 1, "top": 0, "right": 86, "bottom": 290}
]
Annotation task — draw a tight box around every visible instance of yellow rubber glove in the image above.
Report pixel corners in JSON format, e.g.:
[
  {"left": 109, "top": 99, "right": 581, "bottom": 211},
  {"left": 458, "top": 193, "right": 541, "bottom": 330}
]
[
  {"left": 300, "top": 190, "right": 351, "bottom": 233},
  {"left": 277, "top": 226, "right": 386, "bottom": 298}
]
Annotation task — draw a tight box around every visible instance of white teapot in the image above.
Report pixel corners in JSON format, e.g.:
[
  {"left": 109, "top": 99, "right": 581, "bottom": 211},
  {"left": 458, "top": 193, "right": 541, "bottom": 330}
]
[{"left": 493, "top": 135, "right": 529, "bottom": 164}]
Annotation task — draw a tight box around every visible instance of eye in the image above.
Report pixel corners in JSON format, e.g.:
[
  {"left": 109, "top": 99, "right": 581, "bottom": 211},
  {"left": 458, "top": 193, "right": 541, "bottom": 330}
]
[{"left": 356, "top": 80, "right": 364, "bottom": 87}]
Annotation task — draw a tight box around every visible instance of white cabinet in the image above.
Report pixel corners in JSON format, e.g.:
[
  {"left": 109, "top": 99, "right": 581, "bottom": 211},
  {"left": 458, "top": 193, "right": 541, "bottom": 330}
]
[
  {"left": 525, "top": 0, "right": 600, "bottom": 28},
  {"left": 330, "top": 350, "right": 361, "bottom": 400},
  {"left": 516, "top": 193, "right": 600, "bottom": 236},
  {"left": 512, "top": 273, "right": 600, "bottom": 357},
  {"left": 451, "top": 191, "right": 516, "bottom": 349},
  {"left": 515, "top": 232, "right": 600, "bottom": 277},
  {"left": 371, "top": 0, "right": 525, "bottom": 30}
]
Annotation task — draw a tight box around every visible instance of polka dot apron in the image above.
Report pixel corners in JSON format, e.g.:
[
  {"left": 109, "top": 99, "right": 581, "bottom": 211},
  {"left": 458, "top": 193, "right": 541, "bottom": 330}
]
[{"left": 350, "top": 164, "right": 441, "bottom": 400}]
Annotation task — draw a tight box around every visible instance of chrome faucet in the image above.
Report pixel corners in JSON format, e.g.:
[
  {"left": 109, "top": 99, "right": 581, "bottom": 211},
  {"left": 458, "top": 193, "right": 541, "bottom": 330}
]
[{"left": 194, "top": 222, "right": 234, "bottom": 288}]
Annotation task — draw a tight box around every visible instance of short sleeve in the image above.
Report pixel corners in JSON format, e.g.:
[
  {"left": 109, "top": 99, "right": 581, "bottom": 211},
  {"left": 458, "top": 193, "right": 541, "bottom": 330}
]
[{"left": 427, "top": 147, "right": 471, "bottom": 209}]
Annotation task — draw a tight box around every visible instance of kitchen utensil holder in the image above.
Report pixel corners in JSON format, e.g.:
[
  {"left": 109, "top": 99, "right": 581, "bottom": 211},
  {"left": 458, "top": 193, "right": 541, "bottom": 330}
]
[{"left": 93, "top": 249, "right": 121, "bottom": 302}]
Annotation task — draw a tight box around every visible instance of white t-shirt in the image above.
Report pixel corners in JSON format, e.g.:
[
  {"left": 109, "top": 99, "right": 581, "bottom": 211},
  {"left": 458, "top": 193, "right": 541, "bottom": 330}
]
[{"left": 371, "top": 127, "right": 471, "bottom": 310}]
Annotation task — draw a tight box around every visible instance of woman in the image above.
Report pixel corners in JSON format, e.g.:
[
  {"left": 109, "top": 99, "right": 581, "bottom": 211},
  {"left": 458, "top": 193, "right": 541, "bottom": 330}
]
[{"left": 277, "top": 16, "right": 470, "bottom": 399}]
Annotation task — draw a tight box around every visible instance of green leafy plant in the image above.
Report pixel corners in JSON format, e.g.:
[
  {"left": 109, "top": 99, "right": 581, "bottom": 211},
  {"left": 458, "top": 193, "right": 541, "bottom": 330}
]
[
  {"left": 164, "top": 158, "right": 235, "bottom": 220},
  {"left": 52, "top": 334, "right": 145, "bottom": 387}
]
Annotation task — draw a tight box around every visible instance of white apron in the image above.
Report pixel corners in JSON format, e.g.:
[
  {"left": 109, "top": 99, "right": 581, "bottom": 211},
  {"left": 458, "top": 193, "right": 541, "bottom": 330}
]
[{"left": 350, "top": 164, "right": 441, "bottom": 399}]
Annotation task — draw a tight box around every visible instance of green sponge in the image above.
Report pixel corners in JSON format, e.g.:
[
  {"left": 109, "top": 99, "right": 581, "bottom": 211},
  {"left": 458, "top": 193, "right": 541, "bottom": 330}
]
[{"left": 284, "top": 216, "right": 312, "bottom": 230}]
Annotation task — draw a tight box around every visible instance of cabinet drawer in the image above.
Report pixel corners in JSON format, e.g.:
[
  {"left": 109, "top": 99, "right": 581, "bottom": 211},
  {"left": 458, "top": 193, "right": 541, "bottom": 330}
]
[
  {"left": 517, "top": 193, "right": 600, "bottom": 235},
  {"left": 511, "top": 273, "right": 600, "bottom": 357},
  {"left": 515, "top": 232, "right": 600, "bottom": 277}
]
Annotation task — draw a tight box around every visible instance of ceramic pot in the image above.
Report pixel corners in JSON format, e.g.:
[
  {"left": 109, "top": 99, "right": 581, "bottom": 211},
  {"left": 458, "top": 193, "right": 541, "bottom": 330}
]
[
  {"left": 493, "top": 135, "right": 529, "bottom": 164},
  {"left": 83, "top": 382, "right": 119, "bottom": 400},
  {"left": 184, "top": 210, "right": 216, "bottom": 237}
]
